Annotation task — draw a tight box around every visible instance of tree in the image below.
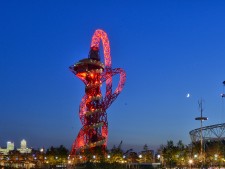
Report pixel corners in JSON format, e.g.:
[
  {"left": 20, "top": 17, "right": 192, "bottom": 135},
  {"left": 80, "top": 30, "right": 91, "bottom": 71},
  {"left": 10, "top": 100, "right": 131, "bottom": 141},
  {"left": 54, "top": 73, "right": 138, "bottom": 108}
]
[
  {"left": 161, "top": 140, "right": 178, "bottom": 168},
  {"left": 110, "top": 141, "right": 124, "bottom": 163},
  {"left": 159, "top": 140, "right": 191, "bottom": 168},
  {"left": 140, "top": 144, "right": 153, "bottom": 163},
  {"left": 46, "top": 145, "right": 69, "bottom": 165},
  {"left": 205, "top": 140, "right": 224, "bottom": 167},
  {"left": 127, "top": 152, "right": 138, "bottom": 163},
  {"left": 176, "top": 140, "right": 188, "bottom": 168}
]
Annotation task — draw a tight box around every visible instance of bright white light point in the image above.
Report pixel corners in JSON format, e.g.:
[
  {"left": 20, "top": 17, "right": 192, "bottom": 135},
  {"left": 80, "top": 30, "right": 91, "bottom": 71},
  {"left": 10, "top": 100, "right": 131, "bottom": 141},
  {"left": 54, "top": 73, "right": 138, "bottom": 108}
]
[{"left": 186, "top": 93, "right": 190, "bottom": 98}]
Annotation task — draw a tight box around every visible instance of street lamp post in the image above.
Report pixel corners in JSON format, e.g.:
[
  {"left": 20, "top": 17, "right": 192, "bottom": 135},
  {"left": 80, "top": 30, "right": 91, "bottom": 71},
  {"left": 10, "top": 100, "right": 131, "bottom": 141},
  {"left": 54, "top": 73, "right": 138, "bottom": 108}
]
[
  {"left": 214, "top": 154, "right": 218, "bottom": 167},
  {"left": 195, "top": 99, "right": 208, "bottom": 169},
  {"left": 189, "top": 159, "right": 193, "bottom": 169}
]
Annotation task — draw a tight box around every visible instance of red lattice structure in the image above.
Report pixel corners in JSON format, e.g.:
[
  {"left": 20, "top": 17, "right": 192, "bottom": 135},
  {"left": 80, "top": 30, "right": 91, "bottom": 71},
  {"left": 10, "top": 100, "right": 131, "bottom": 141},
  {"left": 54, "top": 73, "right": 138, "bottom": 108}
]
[{"left": 69, "top": 29, "right": 126, "bottom": 155}]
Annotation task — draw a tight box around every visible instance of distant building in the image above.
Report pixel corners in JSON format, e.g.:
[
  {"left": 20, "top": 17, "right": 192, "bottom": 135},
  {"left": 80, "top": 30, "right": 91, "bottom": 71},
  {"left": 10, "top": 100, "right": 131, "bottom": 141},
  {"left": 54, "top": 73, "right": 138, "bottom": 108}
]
[
  {"left": 0, "top": 141, "right": 14, "bottom": 155},
  {"left": 21, "top": 139, "right": 26, "bottom": 149},
  {"left": 0, "top": 148, "right": 8, "bottom": 155},
  {"left": 17, "top": 139, "right": 32, "bottom": 154},
  {"left": 7, "top": 141, "right": 14, "bottom": 150},
  {"left": 0, "top": 139, "right": 32, "bottom": 155}
]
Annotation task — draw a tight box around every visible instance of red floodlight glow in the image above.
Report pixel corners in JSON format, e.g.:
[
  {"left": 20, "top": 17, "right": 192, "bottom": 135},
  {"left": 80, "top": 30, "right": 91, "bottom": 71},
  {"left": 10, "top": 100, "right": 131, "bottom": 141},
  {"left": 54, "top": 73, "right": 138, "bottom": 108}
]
[{"left": 69, "top": 29, "right": 126, "bottom": 155}]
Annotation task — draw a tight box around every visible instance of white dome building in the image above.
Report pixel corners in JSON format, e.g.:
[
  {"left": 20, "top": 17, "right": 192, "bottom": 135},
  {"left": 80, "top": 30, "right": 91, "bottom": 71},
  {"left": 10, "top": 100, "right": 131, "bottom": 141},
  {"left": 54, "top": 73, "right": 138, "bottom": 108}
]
[{"left": 17, "top": 139, "right": 31, "bottom": 154}]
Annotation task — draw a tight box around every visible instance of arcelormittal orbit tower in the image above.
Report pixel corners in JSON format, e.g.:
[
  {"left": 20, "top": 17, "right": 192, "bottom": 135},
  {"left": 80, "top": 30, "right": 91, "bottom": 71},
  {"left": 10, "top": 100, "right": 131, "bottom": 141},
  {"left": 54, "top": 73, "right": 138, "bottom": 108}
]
[{"left": 69, "top": 29, "right": 126, "bottom": 155}]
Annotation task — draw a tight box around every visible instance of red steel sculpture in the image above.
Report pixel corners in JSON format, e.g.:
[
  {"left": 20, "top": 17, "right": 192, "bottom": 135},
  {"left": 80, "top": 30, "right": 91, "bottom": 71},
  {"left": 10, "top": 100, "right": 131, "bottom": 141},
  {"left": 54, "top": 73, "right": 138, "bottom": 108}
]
[{"left": 69, "top": 29, "right": 126, "bottom": 155}]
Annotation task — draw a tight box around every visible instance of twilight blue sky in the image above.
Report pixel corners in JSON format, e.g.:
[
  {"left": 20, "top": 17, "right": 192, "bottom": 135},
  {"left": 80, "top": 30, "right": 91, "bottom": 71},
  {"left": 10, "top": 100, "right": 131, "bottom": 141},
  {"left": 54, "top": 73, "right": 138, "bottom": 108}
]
[{"left": 0, "top": 0, "right": 225, "bottom": 151}]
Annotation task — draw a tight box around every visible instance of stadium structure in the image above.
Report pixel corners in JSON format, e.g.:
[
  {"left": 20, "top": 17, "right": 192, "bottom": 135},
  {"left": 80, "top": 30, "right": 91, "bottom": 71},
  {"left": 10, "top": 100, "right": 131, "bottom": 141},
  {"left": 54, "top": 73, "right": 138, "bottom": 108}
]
[
  {"left": 190, "top": 123, "right": 225, "bottom": 143},
  {"left": 189, "top": 81, "right": 225, "bottom": 144}
]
